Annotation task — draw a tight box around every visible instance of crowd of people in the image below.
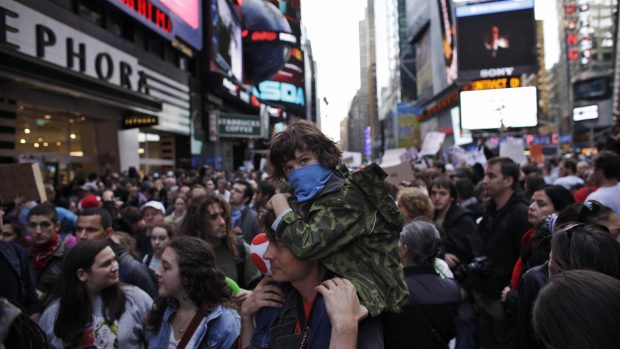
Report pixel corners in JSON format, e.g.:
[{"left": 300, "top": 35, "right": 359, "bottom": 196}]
[{"left": 1, "top": 120, "right": 619, "bottom": 349}]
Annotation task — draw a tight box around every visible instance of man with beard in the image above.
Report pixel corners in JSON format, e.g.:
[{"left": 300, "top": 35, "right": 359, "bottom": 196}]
[{"left": 181, "top": 194, "right": 261, "bottom": 305}]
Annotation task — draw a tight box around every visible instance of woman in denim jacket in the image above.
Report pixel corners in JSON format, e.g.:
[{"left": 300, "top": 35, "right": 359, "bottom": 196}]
[{"left": 147, "top": 236, "right": 240, "bottom": 349}]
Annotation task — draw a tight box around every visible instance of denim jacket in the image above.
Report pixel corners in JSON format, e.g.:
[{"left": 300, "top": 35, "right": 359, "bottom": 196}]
[{"left": 148, "top": 302, "right": 241, "bottom": 349}]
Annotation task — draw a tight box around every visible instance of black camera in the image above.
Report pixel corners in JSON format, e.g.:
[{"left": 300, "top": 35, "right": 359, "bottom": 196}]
[{"left": 453, "top": 256, "right": 489, "bottom": 281}]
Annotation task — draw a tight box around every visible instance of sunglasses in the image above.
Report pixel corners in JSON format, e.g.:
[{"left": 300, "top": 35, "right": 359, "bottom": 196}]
[{"left": 578, "top": 200, "right": 605, "bottom": 221}]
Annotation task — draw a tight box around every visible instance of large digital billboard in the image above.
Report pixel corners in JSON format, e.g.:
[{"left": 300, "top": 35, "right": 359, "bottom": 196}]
[
  {"left": 108, "top": 0, "right": 202, "bottom": 49},
  {"left": 255, "top": 0, "right": 305, "bottom": 115},
  {"left": 438, "top": 0, "right": 457, "bottom": 85},
  {"left": 455, "top": 0, "right": 536, "bottom": 82},
  {"left": 460, "top": 86, "right": 538, "bottom": 130},
  {"left": 209, "top": 0, "right": 243, "bottom": 83}
]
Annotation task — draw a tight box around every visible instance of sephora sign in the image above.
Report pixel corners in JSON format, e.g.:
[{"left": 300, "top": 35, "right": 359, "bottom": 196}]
[{"left": 0, "top": 1, "right": 192, "bottom": 135}]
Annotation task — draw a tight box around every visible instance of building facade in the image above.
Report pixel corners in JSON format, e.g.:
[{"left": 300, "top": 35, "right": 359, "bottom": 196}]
[
  {"left": 0, "top": 0, "right": 196, "bottom": 183},
  {"left": 557, "top": 0, "right": 618, "bottom": 148}
]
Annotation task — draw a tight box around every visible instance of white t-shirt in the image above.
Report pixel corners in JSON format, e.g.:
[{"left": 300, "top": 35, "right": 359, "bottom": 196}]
[
  {"left": 586, "top": 184, "right": 620, "bottom": 217},
  {"left": 143, "top": 254, "right": 161, "bottom": 272},
  {"left": 39, "top": 285, "right": 153, "bottom": 349},
  {"left": 554, "top": 175, "right": 585, "bottom": 190}
]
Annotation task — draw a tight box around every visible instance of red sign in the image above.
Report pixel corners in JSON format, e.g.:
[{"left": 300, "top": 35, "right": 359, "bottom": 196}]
[
  {"left": 117, "top": 0, "right": 172, "bottom": 33},
  {"left": 564, "top": 0, "right": 592, "bottom": 64}
]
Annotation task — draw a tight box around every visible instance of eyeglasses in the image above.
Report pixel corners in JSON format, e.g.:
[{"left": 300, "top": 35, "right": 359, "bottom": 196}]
[
  {"left": 556, "top": 222, "right": 614, "bottom": 246},
  {"left": 27, "top": 221, "right": 53, "bottom": 229}
]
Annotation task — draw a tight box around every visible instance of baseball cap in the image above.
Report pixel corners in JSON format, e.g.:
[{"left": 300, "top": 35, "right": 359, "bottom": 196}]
[{"left": 141, "top": 201, "right": 166, "bottom": 215}]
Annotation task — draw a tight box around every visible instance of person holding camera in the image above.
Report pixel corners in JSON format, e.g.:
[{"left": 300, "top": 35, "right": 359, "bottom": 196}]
[
  {"left": 430, "top": 177, "right": 482, "bottom": 349},
  {"left": 476, "top": 158, "right": 530, "bottom": 349}
]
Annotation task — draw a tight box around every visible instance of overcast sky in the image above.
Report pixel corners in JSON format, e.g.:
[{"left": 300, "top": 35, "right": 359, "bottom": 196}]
[{"left": 301, "top": 0, "right": 559, "bottom": 143}]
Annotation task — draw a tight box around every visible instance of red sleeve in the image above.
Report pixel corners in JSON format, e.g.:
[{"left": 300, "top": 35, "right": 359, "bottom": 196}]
[{"left": 511, "top": 257, "right": 525, "bottom": 289}]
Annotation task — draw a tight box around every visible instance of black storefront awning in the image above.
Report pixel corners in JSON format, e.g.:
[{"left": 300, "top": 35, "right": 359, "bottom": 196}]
[{"left": 0, "top": 48, "right": 162, "bottom": 113}]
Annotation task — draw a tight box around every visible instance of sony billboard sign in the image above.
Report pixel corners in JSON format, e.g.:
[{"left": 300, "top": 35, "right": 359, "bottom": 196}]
[
  {"left": 456, "top": 0, "right": 537, "bottom": 82},
  {"left": 0, "top": 1, "right": 192, "bottom": 135}
]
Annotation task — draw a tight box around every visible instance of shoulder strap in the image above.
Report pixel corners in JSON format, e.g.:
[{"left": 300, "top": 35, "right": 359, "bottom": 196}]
[
  {"left": 144, "top": 253, "right": 153, "bottom": 267},
  {"left": 176, "top": 308, "right": 208, "bottom": 349}
]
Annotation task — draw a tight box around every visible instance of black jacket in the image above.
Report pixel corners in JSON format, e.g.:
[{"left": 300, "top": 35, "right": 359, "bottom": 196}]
[
  {"left": 383, "top": 265, "right": 461, "bottom": 349},
  {"left": 516, "top": 263, "right": 548, "bottom": 349},
  {"left": 438, "top": 203, "right": 482, "bottom": 264},
  {"left": 477, "top": 190, "right": 530, "bottom": 298},
  {"left": 0, "top": 241, "right": 38, "bottom": 314}
]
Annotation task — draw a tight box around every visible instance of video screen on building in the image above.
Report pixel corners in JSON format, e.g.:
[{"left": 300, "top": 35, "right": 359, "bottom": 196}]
[
  {"left": 160, "top": 0, "right": 199, "bottom": 29},
  {"left": 460, "top": 86, "right": 538, "bottom": 130},
  {"left": 209, "top": 0, "right": 243, "bottom": 83},
  {"left": 107, "top": 0, "right": 202, "bottom": 49},
  {"left": 438, "top": 0, "right": 457, "bottom": 85},
  {"left": 455, "top": 0, "right": 536, "bottom": 82},
  {"left": 573, "top": 77, "right": 611, "bottom": 101},
  {"left": 255, "top": 0, "right": 306, "bottom": 115},
  {"left": 573, "top": 105, "right": 599, "bottom": 122}
]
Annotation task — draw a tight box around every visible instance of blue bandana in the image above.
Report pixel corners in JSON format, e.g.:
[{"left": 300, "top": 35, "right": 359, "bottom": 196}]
[{"left": 288, "top": 164, "right": 334, "bottom": 202}]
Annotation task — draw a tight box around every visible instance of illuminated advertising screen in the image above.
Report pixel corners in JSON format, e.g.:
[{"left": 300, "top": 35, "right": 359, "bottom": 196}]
[
  {"left": 209, "top": 0, "right": 243, "bottom": 83},
  {"left": 573, "top": 105, "right": 599, "bottom": 121},
  {"left": 460, "top": 86, "right": 538, "bottom": 130},
  {"left": 107, "top": 0, "right": 202, "bottom": 49},
  {"left": 255, "top": 0, "right": 305, "bottom": 115},
  {"left": 269, "top": 0, "right": 301, "bottom": 36},
  {"left": 455, "top": 0, "right": 536, "bottom": 82},
  {"left": 438, "top": 0, "right": 457, "bottom": 85}
]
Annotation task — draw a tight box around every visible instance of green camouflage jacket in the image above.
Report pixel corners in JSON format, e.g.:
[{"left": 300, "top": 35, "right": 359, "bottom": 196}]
[{"left": 277, "top": 163, "right": 408, "bottom": 316}]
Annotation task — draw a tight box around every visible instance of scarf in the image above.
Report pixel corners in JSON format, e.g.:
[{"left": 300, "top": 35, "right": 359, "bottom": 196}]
[
  {"left": 231, "top": 206, "right": 243, "bottom": 227},
  {"left": 31, "top": 234, "right": 61, "bottom": 271},
  {"left": 288, "top": 164, "right": 334, "bottom": 202}
]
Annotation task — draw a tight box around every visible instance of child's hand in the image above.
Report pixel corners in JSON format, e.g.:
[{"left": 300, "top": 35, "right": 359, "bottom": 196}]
[{"left": 266, "top": 194, "right": 291, "bottom": 216}]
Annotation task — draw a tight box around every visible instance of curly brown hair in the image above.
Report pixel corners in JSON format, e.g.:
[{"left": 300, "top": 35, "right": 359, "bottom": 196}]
[
  {"left": 397, "top": 187, "right": 434, "bottom": 222},
  {"left": 180, "top": 194, "right": 240, "bottom": 260},
  {"left": 268, "top": 120, "right": 342, "bottom": 180},
  {"left": 146, "top": 236, "right": 232, "bottom": 331}
]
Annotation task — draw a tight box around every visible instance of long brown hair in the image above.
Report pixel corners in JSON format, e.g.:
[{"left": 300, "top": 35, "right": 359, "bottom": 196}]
[
  {"left": 146, "top": 237, "right": 232, "bottom": 330},
  {"left": 180, "top": 194, "right": 240, "bottom": 260},
  {"left": 54, "top": 240, "right": 126, "bottom": 346}
]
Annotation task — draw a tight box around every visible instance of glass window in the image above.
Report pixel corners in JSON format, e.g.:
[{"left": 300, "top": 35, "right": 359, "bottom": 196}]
[
  {"left": 49, "top": 0, "right": 74, "bottom": 11},
  {"left": 78, "top": 0, "right": 103, "bottom": 26},
  {"left": 134, "top": 27, "right": 146, "bottom": 50},
  {"left": 147, "top": 35, "right": 164, "bottom": 58},
  {"left": 106, "top": 11, "right": 124, "bottom": 37},
  {"left": 15, "top": 110, "right": 99, "bottom": 184}
]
